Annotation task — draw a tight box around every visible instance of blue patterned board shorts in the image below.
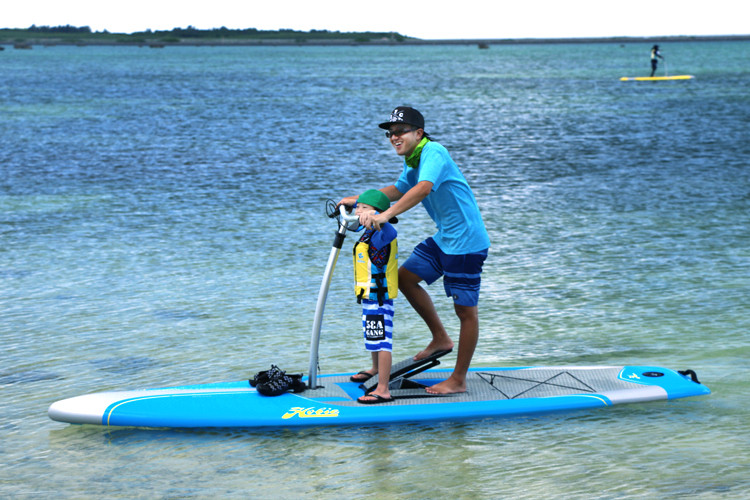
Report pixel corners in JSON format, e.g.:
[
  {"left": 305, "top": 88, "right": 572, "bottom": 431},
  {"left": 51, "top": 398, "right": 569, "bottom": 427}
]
[
  {"left": 403, "top": 237, "right": 488, "bottom": 307},
  {"left": 362, "top": 299, "right": 394, "bottom": 352}
]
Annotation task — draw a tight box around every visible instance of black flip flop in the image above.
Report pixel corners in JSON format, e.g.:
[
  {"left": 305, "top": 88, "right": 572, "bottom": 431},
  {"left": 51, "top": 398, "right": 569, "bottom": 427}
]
[
  {"left": 357, "top": 393, "right": 395, "bottom": 404},
  {"left": 349, "top": 371, "right": 375, "bottom": 383}
]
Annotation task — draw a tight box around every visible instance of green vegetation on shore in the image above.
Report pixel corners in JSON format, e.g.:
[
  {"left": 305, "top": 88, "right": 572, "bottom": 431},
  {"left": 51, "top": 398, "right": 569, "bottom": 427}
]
[
  {"left": 0, "top": 25, "right": 410, "bottom": 46},
  {"left": 2, "top": 25, "right": 748, "bottom": 48}
]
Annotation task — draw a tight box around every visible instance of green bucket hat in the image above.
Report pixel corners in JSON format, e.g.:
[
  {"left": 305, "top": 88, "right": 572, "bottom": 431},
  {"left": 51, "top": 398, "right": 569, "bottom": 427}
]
[{"left": 356, "top": 189, "right": 398, "bottom": 223}]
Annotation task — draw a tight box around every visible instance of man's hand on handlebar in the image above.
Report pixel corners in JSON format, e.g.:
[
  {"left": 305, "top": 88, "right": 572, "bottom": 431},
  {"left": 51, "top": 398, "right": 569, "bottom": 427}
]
[
  {"left": 358, "top": 210, "right": 387, "bottom": 231},
  {"left": 337, "top": 196, "right": 358, "bottom": 210}
]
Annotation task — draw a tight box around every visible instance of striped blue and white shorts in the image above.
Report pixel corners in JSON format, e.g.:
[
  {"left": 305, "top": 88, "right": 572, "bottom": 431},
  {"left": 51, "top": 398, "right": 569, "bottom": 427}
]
[
  {"left": 402, "top": 237, "right": 488, "bottom": 307},
  {"left": 361, "top": 299, "right": 394, "bottom": 352}
]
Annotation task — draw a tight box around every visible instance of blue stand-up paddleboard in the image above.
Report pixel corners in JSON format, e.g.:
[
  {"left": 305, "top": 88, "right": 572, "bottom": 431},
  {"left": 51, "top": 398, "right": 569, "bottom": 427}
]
[
  {"left": 48, "top": 363, "right": 710, "bottom": 428},
  {"left": 48, "top": 204, "right": 710, "bottom": 429}
]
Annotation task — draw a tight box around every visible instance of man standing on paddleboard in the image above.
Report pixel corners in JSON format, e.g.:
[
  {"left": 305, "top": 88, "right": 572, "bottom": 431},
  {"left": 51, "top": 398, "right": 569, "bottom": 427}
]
[
  {"left": 339, "top": 106, "right": 490, "bottom": 394},
  {"left": 650, "top": 44, "right": 664, "bottom": 77}
]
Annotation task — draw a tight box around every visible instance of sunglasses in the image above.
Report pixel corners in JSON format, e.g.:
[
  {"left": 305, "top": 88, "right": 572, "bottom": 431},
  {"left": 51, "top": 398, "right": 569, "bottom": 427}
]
[{"left": 385, "top": 127, "right": 417, "bottom": 138}]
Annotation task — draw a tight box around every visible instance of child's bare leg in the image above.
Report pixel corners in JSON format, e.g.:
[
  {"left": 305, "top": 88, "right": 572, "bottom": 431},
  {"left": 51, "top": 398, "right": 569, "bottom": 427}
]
[
  {"left": 350, "top": 352, "right": 378, "bottom": 383},
  {"left": 357, "top": 351, "right": 392, "bottom": 403},
  {"left": 371, "top": 351, "right": 392, "bottom": 398}
]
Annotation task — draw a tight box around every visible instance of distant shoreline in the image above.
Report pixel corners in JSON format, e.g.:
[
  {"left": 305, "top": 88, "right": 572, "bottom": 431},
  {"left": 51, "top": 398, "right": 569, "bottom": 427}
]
[
  {"left": 2, "top": 28, "right": 749, "bottom": 48},
  {"left": 396, "top": 34, "right": 750, "bottom": 45}
]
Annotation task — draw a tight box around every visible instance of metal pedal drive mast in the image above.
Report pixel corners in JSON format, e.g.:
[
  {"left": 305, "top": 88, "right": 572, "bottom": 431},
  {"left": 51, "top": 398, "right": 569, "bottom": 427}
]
[{"left": 307, "top": 204, "right": 359, "bottom": 389}]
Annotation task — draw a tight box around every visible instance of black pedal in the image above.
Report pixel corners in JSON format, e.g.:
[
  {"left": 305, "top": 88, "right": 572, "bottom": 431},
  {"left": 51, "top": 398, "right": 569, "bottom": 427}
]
[{"left": 363, "top": 349, "right": 452, "bottom": 394}]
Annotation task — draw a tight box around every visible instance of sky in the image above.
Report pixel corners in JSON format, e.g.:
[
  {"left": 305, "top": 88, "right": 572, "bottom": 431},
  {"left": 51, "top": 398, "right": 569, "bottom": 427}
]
[{"left": 4, "top": 0, "right": 749, "bottom": 40}]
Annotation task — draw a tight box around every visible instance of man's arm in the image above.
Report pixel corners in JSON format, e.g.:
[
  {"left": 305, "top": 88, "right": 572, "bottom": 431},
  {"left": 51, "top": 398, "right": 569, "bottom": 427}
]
[
  {"left": 362, "top": 180, "right": 433, "bottom": 230},
  {"left": 337, "top": 184, "right": 401, "bottom": 211}
]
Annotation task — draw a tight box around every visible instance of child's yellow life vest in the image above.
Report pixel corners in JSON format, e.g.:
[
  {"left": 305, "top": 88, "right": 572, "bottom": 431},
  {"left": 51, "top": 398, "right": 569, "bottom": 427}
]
[{"left": 353, "top": 237, "right": 398, "bottom": 305}]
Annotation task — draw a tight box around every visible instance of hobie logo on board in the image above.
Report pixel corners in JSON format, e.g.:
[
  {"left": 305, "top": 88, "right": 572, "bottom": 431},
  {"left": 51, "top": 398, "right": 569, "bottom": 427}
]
[{"left": 282, "top": 407, "right": 340, "bottom": 419}]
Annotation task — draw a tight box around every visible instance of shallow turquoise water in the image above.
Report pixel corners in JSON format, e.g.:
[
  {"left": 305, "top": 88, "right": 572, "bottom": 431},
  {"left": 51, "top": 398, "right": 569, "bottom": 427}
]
[{"left": 2, "top": 41, "right": 749, "bottom": 498}]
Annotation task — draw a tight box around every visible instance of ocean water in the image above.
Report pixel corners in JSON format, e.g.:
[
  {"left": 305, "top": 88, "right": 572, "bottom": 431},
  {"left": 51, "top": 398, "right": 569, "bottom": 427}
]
[{"left": 2, "top": 41, "right": 749, "bottom": 498}]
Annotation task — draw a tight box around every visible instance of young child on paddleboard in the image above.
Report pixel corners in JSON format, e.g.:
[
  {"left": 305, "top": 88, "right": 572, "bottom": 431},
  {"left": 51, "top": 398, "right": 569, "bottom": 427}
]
[{"left": 350, "top": 189, "right": 398, "bottom": 404}]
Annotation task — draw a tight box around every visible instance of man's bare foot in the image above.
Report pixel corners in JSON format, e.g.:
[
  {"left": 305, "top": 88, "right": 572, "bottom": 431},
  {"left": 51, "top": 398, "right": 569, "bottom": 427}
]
[
  {"left": 425, "top": 376, "right": 466, "bottom": 394},
  {"left": 413, "top": 340, "right": 454, "bottom": 361}
]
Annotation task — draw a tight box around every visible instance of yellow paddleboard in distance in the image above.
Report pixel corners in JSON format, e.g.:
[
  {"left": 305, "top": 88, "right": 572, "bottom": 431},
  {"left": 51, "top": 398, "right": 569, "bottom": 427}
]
[{"left": 620, "top": 75, "right": 694, "bottom": 81}]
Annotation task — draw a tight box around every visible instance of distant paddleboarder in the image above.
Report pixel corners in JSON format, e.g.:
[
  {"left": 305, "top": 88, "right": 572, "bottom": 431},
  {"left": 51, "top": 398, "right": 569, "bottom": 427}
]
[{"left": 650, "top": 45, "right": 664, "bottom": 76}]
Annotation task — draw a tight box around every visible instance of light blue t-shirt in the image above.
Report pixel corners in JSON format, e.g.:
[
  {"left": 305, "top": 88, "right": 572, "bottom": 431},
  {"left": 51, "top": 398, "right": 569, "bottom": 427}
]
[{"left": 394, "top": 141, "right": 490, "bottom": 255}]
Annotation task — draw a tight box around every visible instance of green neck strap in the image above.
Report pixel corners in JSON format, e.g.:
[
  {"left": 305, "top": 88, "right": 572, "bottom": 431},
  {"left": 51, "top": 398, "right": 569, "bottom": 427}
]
[{"left": 405, "top": 137, "right": 430, "bottom": 169}]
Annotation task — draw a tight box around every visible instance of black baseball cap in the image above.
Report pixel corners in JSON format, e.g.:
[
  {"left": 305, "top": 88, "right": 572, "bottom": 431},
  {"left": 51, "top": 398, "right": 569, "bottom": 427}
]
[{"left": 378, "top": 106, "right": 425, "bottom": 130}]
